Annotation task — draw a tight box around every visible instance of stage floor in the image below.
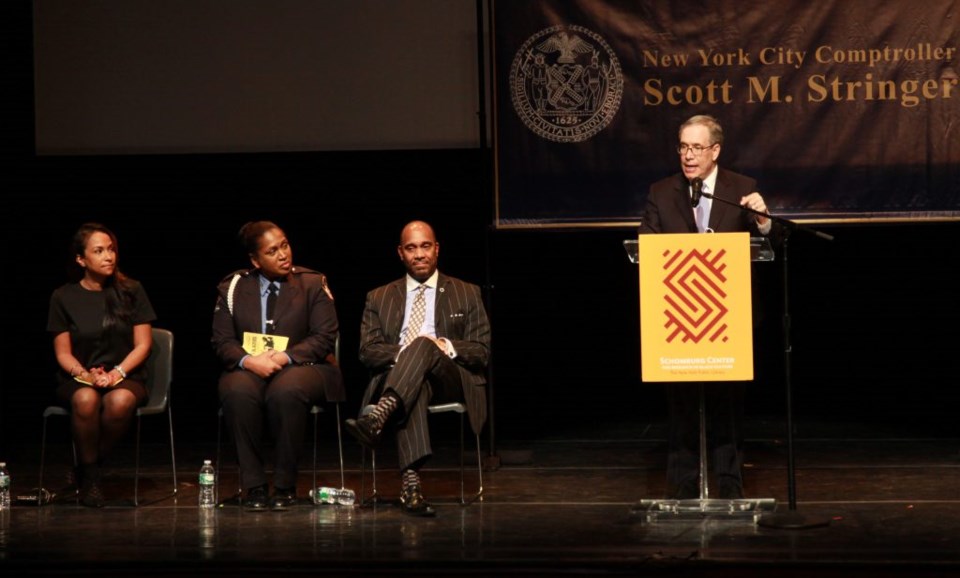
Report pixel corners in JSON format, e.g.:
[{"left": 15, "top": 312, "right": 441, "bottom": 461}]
[{"left": 2, "top": 418, "right": 959, "bottom": 577}]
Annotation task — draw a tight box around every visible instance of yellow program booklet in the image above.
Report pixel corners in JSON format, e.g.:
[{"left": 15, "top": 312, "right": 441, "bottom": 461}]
[
  {"left": 242, "top": 332, "right": 289, "bottom": 355},
  {"left": 73, "top": 374, "right": 123, "bottom": 387}
]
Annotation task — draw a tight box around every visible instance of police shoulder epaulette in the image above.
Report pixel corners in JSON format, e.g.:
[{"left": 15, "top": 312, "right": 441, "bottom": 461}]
[
  {"left": 291, "top": 266, "right": 322, "bottom": 276},
  {"left": 219, "top": 269, "right": 254, "bottom": 284},
  {"left": 292, "top": 267, "right": 333, "bottom": 300}
]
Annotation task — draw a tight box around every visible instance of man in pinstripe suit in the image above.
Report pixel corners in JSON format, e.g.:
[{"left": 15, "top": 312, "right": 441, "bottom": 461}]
[{"left": 345, "top": 221, "right": 490, "bottom": 517}]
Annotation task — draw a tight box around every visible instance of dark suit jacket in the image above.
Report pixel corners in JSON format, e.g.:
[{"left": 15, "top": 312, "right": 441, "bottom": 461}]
[
  {"left": 211, "top": 266, "right": 345, "bottom": 401},
  {"left": 640, "top": 168, "right": 763, "bottom": 235},
  {"left": 358, "top": 273, "right": 491, "bottom": 433},
  {"left": 639, "top": 169, "right": 764, "bottom": 487}
]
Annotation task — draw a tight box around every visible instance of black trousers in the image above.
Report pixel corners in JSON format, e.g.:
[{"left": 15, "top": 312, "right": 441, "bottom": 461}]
[
  {"left": 381, "top": 337, "right": 464, "bottom": 471},
  {"left": 219, "top": 364, "right": 338, "bottom": 491},
  {"left": 666, "top": 382, "right": 745, "bottom": 497}
]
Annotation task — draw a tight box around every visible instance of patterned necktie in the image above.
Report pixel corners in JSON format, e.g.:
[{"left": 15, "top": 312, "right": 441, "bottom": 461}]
[
  {"left": 265, "top": 282, "right": 278, "bottom": 333},
  {"left": 401, "top": 284, "right": 427, "bottom": 347}
]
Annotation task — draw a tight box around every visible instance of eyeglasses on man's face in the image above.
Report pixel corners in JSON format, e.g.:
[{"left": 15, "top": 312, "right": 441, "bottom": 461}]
[{"left": 677, "top": 143, "right": 717, "bottom": 156}]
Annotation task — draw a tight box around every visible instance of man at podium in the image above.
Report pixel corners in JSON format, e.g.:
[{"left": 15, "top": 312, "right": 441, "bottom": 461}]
[{"left": 639, "top": 114, "right": 771, "bottom": 500}]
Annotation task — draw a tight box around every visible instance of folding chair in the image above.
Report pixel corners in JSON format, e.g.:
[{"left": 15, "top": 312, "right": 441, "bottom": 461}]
[{"left": 38, "top": 327, "right": 178, "bottom": 506}]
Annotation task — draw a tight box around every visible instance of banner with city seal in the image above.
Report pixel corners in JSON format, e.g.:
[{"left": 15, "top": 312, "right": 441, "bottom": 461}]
[
  {"left": 509, "top": 24, "right": 624, "bottom": 144},
  {"left": 492, "top": 0, "right": 960, "bottom": 228}
]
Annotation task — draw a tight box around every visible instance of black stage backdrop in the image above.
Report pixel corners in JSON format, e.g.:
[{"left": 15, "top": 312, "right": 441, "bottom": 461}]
[
  {"left": 494, "top": 0, "right": 960, "bottom": 226},
  {"left": 8, "top": 153, "right": 959, "bottom": 451}
]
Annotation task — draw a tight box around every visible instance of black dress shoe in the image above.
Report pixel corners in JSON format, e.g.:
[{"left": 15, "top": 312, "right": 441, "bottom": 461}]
[
  {"left": 78, "top": 465, "right": 105, "bottom": 508},
  {"left": 244, "top": 485, "right": 269, "bottom": 511},
  {"left": 344, "top": 415, "right": 383, "bottom": 449},
  {"left": 400, "top": 484, "right": 436, "bottom": 517},
  {"left": 270, "top": 487, "right": 297, "bottom": 511},
  {"left": 80, "top": 480, "right": 106, "bottom": 508}
]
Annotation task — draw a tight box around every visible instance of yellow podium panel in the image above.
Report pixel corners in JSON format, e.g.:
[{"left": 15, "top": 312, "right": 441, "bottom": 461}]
[{"left": 639, "top": 233, "right": 753, "bottom": 382}]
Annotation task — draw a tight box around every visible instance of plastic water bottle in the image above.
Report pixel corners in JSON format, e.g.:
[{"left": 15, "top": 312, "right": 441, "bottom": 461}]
[
  {"left": 310, "top": 486, "right": 356, "bottom": 505},
  {"left": 0, "top": 462, "right": 10, "bottom": 510},
  {"left": 198, "top": 460, "right": 216, "bottom": 509}
]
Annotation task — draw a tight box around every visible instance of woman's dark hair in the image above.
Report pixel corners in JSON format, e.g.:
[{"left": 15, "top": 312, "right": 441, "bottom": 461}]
[
  {"left": 72, "top": 223, "right": 135, "bottom": 330},
  {"left": 237, "top": 221, "right": 281, "bottom": 255}
]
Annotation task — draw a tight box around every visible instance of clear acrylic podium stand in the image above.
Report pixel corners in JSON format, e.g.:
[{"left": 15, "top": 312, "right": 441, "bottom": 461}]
[
  {"left": 622, "top": 237, "right": 775, "bottom": 264},
  {"left": 624, "top": 236, "right": 777, "bottom": 523}
]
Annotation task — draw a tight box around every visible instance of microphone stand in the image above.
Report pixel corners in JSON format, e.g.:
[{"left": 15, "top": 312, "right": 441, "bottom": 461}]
[{"left": 702, "top": 191, "right": 833, "bottom": 529}]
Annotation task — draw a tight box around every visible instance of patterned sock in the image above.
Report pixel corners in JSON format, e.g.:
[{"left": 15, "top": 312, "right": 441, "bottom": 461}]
[
  {"left": 369, "top": 392, "right": 399, "bottom": 429},
  {"left": 401, "top": 468, "right": 421, "bottom": 491}
]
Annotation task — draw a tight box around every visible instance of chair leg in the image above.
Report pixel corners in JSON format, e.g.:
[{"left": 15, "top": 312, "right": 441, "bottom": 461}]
[
  {"left": 312, "top": 409, "right": 319, "bottom": 493},
  {"left": 38, "top": 415, "right": 48, "bottom": 506},
  {"left": 360, "top": 446, "right": 381, "bottom": 506},
  {"left": 310, "top": 404, "right": 346, "bottom": 494},
  {"left": 134, "top": 414, "right": 143, "bottom": 506},
  {"left": 71, "top": 443, "right": 78, "bottom": 501},
  {"left": 471, "top": 431, "right": 484, "bottom": 504},
  {"left": 459, "top": 411, "right": 465, "bottom": 505},
  {"left": 215, "top": 409, "right": 222, "bottom": 504},
  {"left": 166, "top": 404, "right": 178, "bottom": 500},
  {"left": 358, "top": 405, "right": 382, "bottom": 506},
  {"left": 372, "top": 450, "right": 377, "bottom": 501},
  {"left": 335, "top": 404, "right": 345, "bottom": 489},
  {"left": 458, "top": 413, "right": 483, "bottom": 506},
  {"left": 132, "top": 406, "right": 178, "bottom": 508},
  {"left": 359, "top": 447, "right": 366, "bottom": 502}
]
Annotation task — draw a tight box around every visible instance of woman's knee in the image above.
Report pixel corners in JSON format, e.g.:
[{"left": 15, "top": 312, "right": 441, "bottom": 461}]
[
  {"left": 71, "top": 389, "right": 101, "bottom": 417},
  {"left": 101, "top": 389, "right": 138, "bottom": 419}
]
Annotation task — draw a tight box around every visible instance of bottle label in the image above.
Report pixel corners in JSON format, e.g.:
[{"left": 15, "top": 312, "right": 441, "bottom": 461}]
[
  {"left": 311, "top": 487, "right": 354, "bottom": 505},
  {"left": 199, "top": 473, "right": 215, "bottom": 485},
  {"left": 0, "top": 474, "right": 9, "bottom": 488},
  {"left": 311, "top": 487, "right": 333, "bottom": 504}
]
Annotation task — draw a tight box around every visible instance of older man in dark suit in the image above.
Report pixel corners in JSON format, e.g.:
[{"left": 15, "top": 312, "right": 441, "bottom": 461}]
[
  {"left": 640, "top": 115, "right": 771, "bottom": 501},
  {"left": 213, "top": 221, "right": 344, "bottom": 511},
  {"left": 346, "top": 220, "right": 490, "bottom": 517}
]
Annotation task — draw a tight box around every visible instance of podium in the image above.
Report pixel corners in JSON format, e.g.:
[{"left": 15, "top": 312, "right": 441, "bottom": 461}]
[{"left": 625, "top": 235, "right": 776, "bottom": 523}]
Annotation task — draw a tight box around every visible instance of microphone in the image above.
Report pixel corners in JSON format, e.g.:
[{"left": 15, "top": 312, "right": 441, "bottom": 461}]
[{"left": 690, "top": 177, "right": 703, "bottom": 208}]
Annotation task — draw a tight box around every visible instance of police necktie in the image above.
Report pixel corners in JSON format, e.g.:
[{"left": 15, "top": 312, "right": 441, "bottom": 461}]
[{"left": 265, "top": 282, "right": 278, "bottom": 334}]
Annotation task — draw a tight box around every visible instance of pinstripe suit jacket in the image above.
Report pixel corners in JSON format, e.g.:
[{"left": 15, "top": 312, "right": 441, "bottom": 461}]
[
  {"left": 358, "top": 273, "right": 491, "bottom": 433},
  {"left": 211, "top": 266, "right": 345, "bottom": 401},
  {"left": 639, "top": 168, "right": 763, "bottom": 235}
]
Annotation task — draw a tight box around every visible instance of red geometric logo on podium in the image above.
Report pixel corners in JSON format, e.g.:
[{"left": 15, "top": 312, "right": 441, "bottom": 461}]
[{"left": 661, "top": 247, "right": 729, "bottom": 344}]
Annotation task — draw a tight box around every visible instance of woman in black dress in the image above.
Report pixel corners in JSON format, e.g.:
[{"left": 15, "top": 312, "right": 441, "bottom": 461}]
[{"left": 47, "top": 223, "right": 156, "bottom": 507}]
